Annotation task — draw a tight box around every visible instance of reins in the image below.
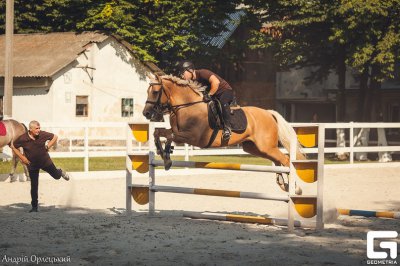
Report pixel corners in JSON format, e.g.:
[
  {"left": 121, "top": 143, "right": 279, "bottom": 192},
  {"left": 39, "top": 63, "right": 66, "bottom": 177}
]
[{"left": 168, "top": 100, "right": 204, "bottom": 112}]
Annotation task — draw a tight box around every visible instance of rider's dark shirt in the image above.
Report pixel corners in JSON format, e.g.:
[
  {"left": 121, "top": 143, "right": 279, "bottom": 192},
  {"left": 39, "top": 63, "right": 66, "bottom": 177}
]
[{"left": 194, "top": 69, "right": 232, "bottom": 97}]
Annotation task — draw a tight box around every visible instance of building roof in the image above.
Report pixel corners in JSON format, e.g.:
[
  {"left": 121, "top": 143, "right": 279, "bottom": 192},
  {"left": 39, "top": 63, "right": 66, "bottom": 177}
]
[
  {"left": 208, "top": 10, "right": 246, "bottom": 49},
  {"left": 0, "top": 32, "right": 162, "bottom": 78}
]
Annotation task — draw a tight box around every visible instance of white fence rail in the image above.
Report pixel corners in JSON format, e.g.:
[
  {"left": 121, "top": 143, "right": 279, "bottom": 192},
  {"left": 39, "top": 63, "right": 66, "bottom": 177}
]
[{"left": 2, "top": 122, "right": 399, "bottom": 172}]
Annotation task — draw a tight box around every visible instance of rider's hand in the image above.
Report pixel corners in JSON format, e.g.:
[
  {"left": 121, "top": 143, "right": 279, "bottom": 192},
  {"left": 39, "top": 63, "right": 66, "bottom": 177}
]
[{"left": 203, "top": 94, "right": 212, "bottom": 102}]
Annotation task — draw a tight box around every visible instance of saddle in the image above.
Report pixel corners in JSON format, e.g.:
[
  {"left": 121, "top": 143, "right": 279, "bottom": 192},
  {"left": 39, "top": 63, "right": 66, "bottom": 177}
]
[{"left": 205, "top": 99, "right": 247, "bottom": 147}]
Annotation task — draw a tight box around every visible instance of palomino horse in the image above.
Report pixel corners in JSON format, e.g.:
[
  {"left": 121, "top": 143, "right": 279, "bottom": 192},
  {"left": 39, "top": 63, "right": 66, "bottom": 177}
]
[
  {"left": 142, "top": 75, "right": 305, "bottom": 193},
  {"left": 0, "top": 119, "right": 30, "bottom": 182}
]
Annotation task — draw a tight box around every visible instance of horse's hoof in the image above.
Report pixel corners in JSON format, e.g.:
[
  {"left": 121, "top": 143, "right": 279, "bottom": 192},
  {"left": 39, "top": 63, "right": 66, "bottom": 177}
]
[
  {"left": 276, "top": 174, "right": 288, "bottom": 192},
  {"left": 295, "top": 185, "right": 303, "bottom": 195},
  {"left": 164, "top": 159, "right": 172, "bottom": 171},
  {"left": 280, "top": 183, "right": 289, "bottom": 192}
]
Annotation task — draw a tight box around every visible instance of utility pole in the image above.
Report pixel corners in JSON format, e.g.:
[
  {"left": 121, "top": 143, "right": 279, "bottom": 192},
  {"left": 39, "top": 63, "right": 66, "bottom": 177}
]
[{"left": 4, "top": 0, "right": 14, "bottom": 119}]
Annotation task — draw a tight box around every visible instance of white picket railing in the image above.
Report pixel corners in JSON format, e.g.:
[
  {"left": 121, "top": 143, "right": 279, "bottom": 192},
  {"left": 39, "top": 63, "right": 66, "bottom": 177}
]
[{"left": 2, "top": 122, "right": 399, "bottom": 172}]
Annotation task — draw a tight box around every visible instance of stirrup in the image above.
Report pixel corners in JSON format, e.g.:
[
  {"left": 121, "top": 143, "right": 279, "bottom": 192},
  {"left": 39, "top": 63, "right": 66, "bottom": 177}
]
[{"left": 222, "top": 127, "right": 231, "bottom": 141}]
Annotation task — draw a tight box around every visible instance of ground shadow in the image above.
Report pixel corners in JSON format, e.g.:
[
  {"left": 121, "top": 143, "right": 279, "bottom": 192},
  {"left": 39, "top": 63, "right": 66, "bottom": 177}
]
[{"left": 1, "top": 204, "right": 399, "bottom": 265}]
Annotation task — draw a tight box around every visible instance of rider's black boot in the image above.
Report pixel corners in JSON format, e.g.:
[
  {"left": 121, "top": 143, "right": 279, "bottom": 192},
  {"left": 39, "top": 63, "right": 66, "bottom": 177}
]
[{"left": 222, "top": 103, "right": 232, "bottom": 141}]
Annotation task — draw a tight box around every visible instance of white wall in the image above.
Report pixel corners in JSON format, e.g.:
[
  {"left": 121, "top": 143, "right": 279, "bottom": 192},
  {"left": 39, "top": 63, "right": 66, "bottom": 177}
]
[
  {"left": 10, "top": 37, "right": 151, "bottom": 126},
  {"left": 11, "top": 87, "right": 54, "bottom": 123},
  {"left": 86, "top": 38, "right": 149, "bottom": 122}
]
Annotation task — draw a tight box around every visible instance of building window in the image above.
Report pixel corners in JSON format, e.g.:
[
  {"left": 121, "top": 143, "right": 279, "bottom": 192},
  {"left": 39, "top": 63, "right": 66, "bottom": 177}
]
[
  {"left": 388, "top": 103, "right": 399, "bottom": 122},
  {"left": 76, "top": 96, "right": 88, "bottom": 117},
  {"left": 121, "top": 98, "right": 134, "bottom": 117}
]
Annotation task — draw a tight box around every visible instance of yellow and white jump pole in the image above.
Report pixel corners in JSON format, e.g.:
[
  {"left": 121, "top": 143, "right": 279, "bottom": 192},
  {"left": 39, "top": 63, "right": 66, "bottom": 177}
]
[{"left": 182, "top": 212, "right": 317, "bottom": 228}]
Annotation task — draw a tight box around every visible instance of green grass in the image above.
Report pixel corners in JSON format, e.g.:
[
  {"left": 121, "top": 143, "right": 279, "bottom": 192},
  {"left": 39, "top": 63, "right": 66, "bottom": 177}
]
[
  {"left": 0, "top": 157, "right": 126, "bottom": 173},
  {"left": 0, "top": 155, "right": 268, "bottom": 174},
  {"left": 0, "top": 155, "right": 395, "bottom": 174}
]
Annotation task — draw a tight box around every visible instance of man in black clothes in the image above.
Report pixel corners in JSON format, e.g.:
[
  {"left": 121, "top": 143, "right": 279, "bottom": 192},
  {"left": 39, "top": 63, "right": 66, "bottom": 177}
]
[{"left": 11, "top": 120, "right": 70, "bottom": 212}]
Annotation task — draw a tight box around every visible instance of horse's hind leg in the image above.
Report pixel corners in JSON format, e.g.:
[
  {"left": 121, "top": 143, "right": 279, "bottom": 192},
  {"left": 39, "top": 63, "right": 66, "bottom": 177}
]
[
  {"left": 8, "top": 153, "right": 19, "bottom": 182},
  {"left": 242, "top": 141, "right": 301, "bottom": 195},
  {"left": 242, "top": 141, "right": 289, "bottom": 166},
  {"left": 23, "top": 162, "right": 30, "bottom": 181}
]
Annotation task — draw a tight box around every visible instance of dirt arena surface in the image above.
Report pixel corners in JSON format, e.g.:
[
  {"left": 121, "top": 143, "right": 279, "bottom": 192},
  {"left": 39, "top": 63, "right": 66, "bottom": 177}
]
[{"left": 1, "top": 165, "right": 399, "bottom": 265}]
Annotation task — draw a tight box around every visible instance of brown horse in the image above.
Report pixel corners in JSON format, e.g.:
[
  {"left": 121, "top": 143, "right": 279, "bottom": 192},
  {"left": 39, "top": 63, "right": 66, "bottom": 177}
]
[
  {"left": 0, "top": 119, "right": 30, "bottom": 182},
  {"left": 142, "top": 75, "right": 305, "bottom": 193}
]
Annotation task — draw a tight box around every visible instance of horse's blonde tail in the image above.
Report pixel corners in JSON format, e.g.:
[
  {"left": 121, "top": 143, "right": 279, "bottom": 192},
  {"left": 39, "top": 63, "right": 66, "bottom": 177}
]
[{"left": 268, "top": 110, "right": 306, "bottom": 160}]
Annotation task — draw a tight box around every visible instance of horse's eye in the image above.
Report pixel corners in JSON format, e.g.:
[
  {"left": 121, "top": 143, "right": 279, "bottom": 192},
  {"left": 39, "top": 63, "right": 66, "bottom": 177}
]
[{"left": 152, "top": 91, "right": 159, "bottom": 95}]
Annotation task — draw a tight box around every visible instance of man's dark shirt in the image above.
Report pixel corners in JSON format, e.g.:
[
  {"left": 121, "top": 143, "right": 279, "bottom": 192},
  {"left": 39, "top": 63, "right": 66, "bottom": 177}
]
[
  {"left": 14, "top": 131, "right": 54, "bottom": 169},
  {"left": 194, "top": 69, "right": 232, "bottom": 96}
]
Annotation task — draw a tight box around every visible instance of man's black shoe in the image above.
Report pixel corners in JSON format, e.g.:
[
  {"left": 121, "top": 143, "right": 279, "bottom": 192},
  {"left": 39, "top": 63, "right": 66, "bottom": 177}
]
[{"left": 29, "top": 207, "right": 38, "bottom": 213}]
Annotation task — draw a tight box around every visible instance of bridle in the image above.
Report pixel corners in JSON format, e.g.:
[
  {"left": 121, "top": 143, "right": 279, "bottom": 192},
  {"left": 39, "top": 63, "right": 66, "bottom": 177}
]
[
  {"left": 145, "top": 78, "right": 205, "bottom": 115},
  {"left": 145, "top": 81, "right": 170, "bottom": 115}
]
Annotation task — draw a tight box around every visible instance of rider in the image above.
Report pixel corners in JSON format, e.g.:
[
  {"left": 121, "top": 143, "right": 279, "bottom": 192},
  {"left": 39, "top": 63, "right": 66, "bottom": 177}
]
[{"left": 179, "top": 61, "right": 234, "bottom": 141}]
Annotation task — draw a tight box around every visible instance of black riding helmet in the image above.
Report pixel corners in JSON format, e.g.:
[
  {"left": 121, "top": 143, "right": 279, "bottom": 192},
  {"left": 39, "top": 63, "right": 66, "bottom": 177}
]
[{"left": 179, "top": 61, "right": 195, "bottom": 76}]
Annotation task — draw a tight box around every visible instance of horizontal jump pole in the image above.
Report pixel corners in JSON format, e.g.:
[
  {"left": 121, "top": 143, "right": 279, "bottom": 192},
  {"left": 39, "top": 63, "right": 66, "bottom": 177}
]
[
  {"left": 183, "top": 212, "right": 316, "bottom": 228},
  {"left": 151, "top": 160, "right": 291, "bottom": 173},
  {"left": 150, "top": 185, "right": 289, "bottom": 202},
  {"left": 130, "top": 185, "right": 317, "bottom": 218},
  {"left": 338, "top": 209, "right": 400, "bottom": 219}
]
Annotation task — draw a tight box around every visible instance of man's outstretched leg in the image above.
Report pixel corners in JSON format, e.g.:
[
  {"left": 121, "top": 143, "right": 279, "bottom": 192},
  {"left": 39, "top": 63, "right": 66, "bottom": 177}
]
[{"left": 42, "top": 163, "right": 70, "bottom": 181}]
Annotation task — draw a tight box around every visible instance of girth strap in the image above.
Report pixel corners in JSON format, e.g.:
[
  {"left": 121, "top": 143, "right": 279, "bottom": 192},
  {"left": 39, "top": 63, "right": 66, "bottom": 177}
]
[{"left": 204, "top": 128, "right": 219, "bottom": 148}]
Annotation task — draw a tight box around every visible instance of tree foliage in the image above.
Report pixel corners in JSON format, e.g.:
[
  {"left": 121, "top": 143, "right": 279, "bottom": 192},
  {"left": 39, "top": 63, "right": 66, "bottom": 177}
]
[
  {"left": 243, "top": 0, "right": 400, "bottom": 121},
  {"left": 0, "top": 0, "right": 241, "bottom": 72},
  {"left": 333, "top": 0, "right": 400, "bottom": 81},
  {"left": 244, "top": 0, "right": 400, "bottom": 80}
]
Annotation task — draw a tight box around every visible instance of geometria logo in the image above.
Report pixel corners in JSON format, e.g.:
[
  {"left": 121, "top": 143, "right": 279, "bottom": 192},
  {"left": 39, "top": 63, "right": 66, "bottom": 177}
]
[{"left": 367, "top": 231, "right": 398, "bottom": 264}]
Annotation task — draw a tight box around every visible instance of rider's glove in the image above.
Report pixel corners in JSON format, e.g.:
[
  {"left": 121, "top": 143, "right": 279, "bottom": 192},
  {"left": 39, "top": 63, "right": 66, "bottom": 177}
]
[{"left": 203, "top": 94, "right": 212, "bottom": 102}]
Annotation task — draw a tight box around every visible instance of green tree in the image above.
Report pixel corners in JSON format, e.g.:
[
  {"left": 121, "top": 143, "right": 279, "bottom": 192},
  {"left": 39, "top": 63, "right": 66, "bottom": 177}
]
[
  {"left": 0, "top": 0, "right": 97, "bottom": 33},
  {"left": 244, "top": 0, "right": 400, "bottom": 121},
  {"left": 0, "top": 0, "right": 242, "bottom": 72},
  {"left": 332, "top": 0, "right": 400, "bottom": 121}
]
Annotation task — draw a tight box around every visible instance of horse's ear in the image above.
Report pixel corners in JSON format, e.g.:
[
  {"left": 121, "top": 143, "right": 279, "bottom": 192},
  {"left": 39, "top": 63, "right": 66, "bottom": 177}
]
[
  {"left": 154, "top": 73, "right": 161, "bottom": 81},
  {"left": 146, "top": 72, "right": 156, "bottom": 81}
]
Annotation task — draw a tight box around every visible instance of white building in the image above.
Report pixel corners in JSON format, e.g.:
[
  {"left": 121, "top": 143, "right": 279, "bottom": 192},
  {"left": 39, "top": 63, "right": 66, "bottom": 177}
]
[{"left": 0, "top": 32, "right": 163, "bottom": 123}]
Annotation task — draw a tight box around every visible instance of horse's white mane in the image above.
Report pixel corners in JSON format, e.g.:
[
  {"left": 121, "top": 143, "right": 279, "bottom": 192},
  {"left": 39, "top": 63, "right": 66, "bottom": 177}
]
[{"left": 161, "top": 75, "right": 203, "bottom": 96}]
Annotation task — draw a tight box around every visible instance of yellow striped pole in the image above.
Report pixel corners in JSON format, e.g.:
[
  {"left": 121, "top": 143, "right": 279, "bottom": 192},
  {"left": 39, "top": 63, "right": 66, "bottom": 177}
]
[
  {"left": 151, "top": 159, "right": 291, "bottom": 173},
  {"left": 183, "top": 212, "right": 316, "bottom": 228},
  {"left": 151, "top": 185, "right": 289, "bottom": 202}
]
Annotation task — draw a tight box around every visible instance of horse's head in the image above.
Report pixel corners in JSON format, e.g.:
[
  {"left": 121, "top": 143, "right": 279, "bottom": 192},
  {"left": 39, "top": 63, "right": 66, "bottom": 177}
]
[{"left": 142, "top": 75, "right": 168, "bottom": 121}]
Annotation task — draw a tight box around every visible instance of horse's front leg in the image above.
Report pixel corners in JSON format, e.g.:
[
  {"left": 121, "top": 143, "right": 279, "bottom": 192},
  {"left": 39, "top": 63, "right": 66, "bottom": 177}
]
[{"left": 154, "top": 128, "right": 175, "bottom": 170}]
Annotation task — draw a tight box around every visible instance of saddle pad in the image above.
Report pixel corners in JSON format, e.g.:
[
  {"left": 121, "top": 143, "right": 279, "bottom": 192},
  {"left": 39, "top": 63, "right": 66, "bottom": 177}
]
[
  {"left": 207, "top": 101, "right": 247, "bottom": 133},
  {"left": 230, "top": 109, "right": 247, "bottom": 133},
  {"left": 0, "top": 121, "right": 6, "bottom": 136}
]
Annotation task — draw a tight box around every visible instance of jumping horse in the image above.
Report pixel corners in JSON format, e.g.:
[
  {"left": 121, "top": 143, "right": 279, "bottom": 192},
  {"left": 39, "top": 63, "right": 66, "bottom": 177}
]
[
  {"left": 142, "top": 74, "right": 305, "bottom": 193},
  {"left": 0, "top": 119, "right": 30, "bottom": 182}
]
